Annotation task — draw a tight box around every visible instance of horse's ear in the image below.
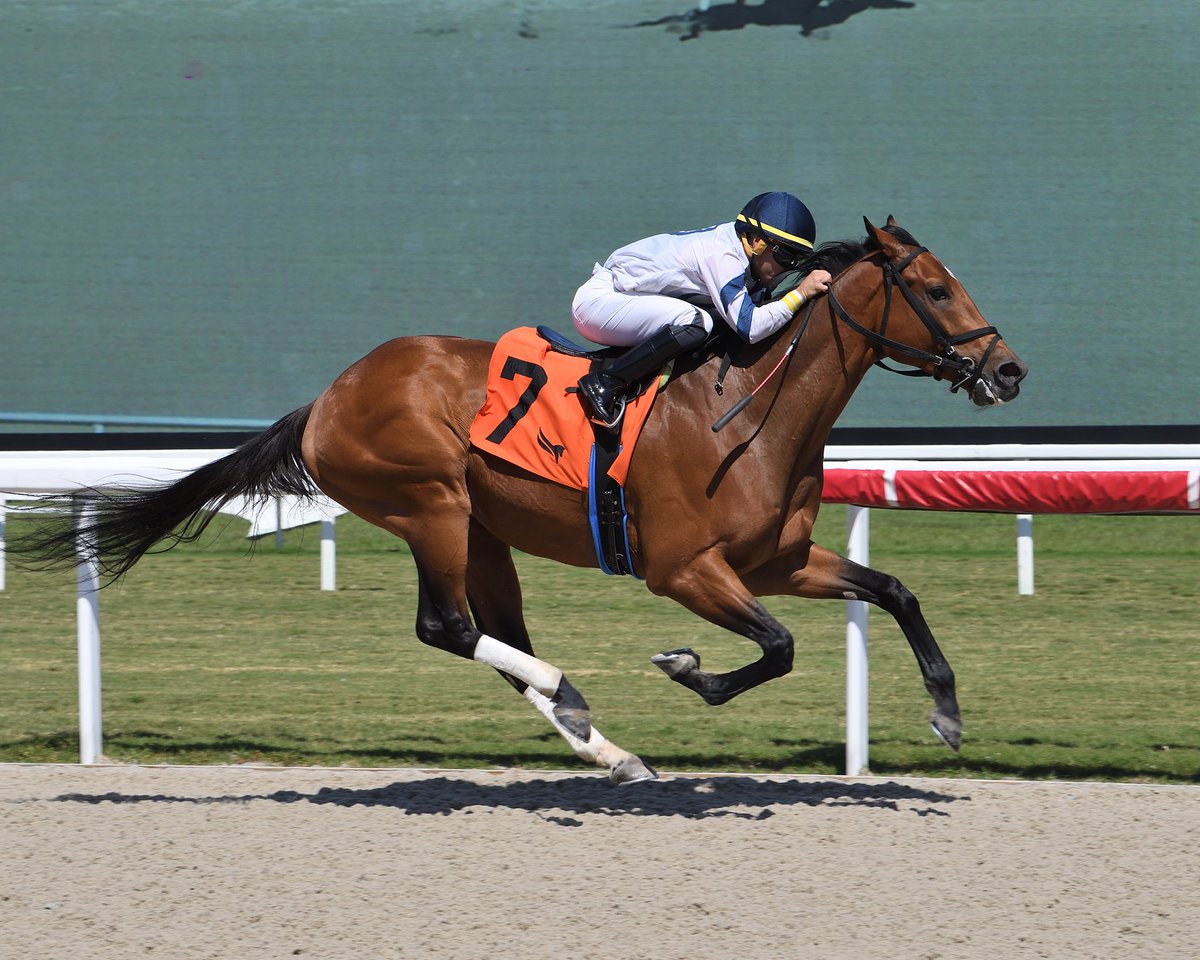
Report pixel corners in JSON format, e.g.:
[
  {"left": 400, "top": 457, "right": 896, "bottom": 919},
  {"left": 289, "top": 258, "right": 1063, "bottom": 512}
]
[
  {"left": 886, "top": 214, "right": 899, "bottom": 227},
  {"left": 863, "top": 216, "right": 907, "bottom": 258}
]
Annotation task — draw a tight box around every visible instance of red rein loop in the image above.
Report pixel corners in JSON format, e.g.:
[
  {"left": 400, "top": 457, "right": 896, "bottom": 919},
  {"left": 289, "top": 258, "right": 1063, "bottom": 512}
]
[{"left": 711, "top": 299, "right": 814, "bottom": 433}]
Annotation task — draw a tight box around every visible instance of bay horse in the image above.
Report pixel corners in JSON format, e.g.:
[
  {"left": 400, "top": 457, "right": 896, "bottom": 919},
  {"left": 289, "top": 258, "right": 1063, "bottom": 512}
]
[{"left": 28, "top": 218, "right": 1026, "bottom": 783}]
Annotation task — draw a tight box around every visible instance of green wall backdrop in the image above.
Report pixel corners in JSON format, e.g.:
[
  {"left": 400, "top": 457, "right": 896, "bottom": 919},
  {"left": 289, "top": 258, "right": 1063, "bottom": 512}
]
[{"left": 2, "top": 0, "right": 1196, "bottom": 428}]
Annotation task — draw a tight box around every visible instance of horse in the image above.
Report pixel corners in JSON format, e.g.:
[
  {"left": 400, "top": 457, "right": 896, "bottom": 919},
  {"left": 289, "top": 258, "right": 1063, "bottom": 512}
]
[{"left": 25, "top": 217, "right": 1027, "bottom": 783}]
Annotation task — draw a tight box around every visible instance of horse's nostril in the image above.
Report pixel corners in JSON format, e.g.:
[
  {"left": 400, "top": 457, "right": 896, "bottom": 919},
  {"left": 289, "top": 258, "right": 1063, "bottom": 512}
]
[{"left": 997, "top": 360, "right": 1027, "bottom": 385}]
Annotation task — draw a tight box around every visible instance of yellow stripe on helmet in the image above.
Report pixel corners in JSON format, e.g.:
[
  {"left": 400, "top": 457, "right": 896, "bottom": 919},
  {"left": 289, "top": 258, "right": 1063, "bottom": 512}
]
[{"left": 736, "top": 213, "right": 814, "bottom": 249}]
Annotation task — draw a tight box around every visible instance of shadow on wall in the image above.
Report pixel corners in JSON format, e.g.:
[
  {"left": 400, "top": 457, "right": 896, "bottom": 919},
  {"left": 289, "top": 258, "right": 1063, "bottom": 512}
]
[{"left": 629, "top": 0, "right": 917, "bottom": 41}]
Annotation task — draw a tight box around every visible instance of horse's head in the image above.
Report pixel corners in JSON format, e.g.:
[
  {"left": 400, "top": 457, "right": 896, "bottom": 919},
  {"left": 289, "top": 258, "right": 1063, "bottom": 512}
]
[{"left": 851, "top": 216, "right": 1027, "bottom": 406}]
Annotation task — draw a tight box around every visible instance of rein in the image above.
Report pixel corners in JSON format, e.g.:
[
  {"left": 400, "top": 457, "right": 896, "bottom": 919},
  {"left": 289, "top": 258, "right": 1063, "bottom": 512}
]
[
  {"left": 711, "top": 299, "right": 814, "bottom": 432},
  {"left": 711, "top": 244, "right": 1000, "bottom": 432}
]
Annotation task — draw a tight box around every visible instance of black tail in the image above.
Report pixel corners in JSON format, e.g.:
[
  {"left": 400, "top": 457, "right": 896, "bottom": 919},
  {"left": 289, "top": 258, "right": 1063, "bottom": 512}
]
[{"left": 20, "top": 404, "right": 317, "bottom": 583}]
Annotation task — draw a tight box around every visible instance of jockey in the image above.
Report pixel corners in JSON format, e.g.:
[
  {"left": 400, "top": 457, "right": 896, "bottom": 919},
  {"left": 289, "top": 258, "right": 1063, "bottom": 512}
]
[{"left": 572, "top": 191, "right": 834, "bottom": 426}]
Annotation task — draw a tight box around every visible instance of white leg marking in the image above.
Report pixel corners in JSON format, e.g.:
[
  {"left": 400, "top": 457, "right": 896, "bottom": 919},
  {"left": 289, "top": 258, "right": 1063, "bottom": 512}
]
[
  {"left": 523, "top": 688, "right": 634, "bottom": 772},
  {"left": 473, "top": 633, "right": 562, "bottom": 698}
]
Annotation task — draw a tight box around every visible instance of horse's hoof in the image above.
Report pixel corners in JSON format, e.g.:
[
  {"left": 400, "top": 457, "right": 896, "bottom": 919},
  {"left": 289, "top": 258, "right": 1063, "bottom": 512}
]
[
  {"left": 651, "top": 647, "right": 701, "bottom": 680},
  {"left": 929, "top": 710, "right": 962, "bottom": 752},
  {"left": 609, "top": 755, "right": 659, "bottom": 786}
]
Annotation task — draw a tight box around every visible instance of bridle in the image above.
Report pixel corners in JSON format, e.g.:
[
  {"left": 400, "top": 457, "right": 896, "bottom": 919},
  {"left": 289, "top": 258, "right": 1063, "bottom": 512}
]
[
  {"left": 711, "top": 243, "right": 1003, "bottom": 432},
  {"left": 827, "top": 245, "right": 1000, "bottom": 394}
]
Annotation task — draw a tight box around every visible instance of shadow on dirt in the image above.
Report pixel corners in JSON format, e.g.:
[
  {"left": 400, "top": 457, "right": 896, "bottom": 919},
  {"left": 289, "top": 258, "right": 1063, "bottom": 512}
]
[{"left": 52, "top": 775, "right": 965, "bottom": 824}]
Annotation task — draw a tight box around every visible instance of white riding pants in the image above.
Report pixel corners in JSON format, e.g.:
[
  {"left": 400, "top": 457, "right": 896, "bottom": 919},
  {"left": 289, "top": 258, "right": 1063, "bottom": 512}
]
[{"left": 572, "top": 264, "right": 714, "bottom": 347}]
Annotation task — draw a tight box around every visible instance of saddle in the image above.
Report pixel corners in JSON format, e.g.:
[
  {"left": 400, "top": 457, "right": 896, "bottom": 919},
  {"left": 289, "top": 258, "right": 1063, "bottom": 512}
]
[
  {"left": 538, "top": 321, "right": 733, "bottom": 380},
  {"left": 469, "top": 325, "right": 728, "bottom": 576}
]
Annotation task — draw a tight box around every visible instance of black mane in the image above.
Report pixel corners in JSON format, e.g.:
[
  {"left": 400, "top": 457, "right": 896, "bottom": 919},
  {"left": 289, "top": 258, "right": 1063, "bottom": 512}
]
[{"left": 799, "top": 222, "right": 920, "bottom": 278}]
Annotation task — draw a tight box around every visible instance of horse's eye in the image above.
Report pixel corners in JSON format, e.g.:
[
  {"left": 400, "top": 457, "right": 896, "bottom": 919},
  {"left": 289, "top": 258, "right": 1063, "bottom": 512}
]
[{"left": 928, "top": 286, "right": 950, "bottom": 302}]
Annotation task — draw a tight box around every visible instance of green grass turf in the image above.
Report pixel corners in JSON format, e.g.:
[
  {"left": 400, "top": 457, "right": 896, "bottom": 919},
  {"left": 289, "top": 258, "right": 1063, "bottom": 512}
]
[{"left": 2, "top": 505, "right": 1196, "bottom": 782}]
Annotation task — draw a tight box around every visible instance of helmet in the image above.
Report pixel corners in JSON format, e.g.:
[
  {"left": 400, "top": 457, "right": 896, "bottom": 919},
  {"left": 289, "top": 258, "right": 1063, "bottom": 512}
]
[{"left": 736, "top": 192, "right": 816, "bottom": 253}]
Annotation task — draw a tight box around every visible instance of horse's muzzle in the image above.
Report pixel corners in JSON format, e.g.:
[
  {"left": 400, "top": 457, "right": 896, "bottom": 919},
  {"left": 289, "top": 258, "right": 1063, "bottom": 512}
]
[{"left": 971, "top": 356, "right": 1028, "bottom": 406}]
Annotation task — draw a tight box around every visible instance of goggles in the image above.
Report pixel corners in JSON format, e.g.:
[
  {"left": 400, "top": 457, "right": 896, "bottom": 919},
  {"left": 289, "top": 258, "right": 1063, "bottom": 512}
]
[{"left": 766, "top": 241, "right": 806, "bottom": 268}]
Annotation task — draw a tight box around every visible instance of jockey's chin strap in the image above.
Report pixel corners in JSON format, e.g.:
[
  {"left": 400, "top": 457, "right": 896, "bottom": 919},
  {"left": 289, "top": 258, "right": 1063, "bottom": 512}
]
[{"left": 827, "top": 246, "right": 1000, "bottom": 394}]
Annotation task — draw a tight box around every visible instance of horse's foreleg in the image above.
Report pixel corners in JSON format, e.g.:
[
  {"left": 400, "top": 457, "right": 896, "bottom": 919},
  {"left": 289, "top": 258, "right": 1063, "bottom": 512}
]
[
  {"left": 648, "top": 552, "right": 796, "bottom": 706},
  {"left": 465, "top": 521, "right": 657, "bottom": 784},
  {"left": 744, "top": 542, "right": 961, "bottom": 750}
]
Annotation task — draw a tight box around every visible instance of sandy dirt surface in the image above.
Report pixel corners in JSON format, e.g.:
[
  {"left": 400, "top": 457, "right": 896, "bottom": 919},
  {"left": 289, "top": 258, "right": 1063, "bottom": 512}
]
[{"left": 1, "top": 764, "right": 1196, "bottom": 959}]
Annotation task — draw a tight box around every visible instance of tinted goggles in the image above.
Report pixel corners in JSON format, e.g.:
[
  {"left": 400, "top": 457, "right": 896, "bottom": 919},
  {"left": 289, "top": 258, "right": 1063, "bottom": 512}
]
[{"left": 766, "top": 241, "right": 806, "bottom": 268}]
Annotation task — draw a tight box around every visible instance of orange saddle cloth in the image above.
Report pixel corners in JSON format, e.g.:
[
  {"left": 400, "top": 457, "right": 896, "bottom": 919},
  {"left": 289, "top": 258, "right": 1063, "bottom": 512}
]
[{"left": 469, "top": 326, "right": 663, "bottom": 490}]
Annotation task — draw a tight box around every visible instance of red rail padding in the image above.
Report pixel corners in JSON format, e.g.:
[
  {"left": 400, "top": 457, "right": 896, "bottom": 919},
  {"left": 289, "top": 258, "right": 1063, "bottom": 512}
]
[
  {"left": 822, "top": 468, "right": 885, "bottom": 505},
  {"left": 823, "top": 468, "right": 1198, "bottom": 514}
]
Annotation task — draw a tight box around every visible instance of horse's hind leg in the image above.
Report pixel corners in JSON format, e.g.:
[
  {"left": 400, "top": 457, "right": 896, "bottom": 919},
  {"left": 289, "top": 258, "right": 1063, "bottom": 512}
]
[
  {"left": 410, "top": 541, "right": 592, "bottom": 743},
  {"left": 337, "top": 486, "right": 595, "bottom": 743},
  {"left": 466, "top": 521, "right": 657, "bottom": 785},
  {"left": 744, "top": 541, "right": 962, "bottom": 750}
]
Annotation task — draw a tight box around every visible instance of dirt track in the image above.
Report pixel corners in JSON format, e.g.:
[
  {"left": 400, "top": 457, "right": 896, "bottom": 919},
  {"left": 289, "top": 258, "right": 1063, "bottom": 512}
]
[{"left": 2, "top": 764, "right": 1196, "bottom": 959}]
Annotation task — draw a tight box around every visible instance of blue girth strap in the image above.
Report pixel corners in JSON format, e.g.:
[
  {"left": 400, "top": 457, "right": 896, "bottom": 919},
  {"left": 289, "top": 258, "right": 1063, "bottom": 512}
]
[{"left": 587, "top": 426, "right": 639, "bottom": 578}]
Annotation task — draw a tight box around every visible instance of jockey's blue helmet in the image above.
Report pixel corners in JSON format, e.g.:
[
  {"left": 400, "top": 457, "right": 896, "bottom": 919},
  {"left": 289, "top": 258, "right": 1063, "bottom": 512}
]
[{"left": 735, "top": 192, "right": 816, "bottom": 253}]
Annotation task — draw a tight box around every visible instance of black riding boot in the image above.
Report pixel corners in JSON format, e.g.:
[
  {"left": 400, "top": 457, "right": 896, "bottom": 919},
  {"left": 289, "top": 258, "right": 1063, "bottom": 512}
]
[{"left": 577, "top": 321, "right": 708, "bottom": 427}]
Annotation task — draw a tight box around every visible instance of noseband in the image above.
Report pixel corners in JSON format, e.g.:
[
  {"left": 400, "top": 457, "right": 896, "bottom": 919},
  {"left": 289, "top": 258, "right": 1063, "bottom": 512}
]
[{"left": 827, "top": 246, "right": 1000, "bottom": 393}]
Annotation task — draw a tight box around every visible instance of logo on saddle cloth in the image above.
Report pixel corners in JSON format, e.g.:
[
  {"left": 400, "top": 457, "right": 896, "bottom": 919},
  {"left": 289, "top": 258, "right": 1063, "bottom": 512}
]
[{"left": 469, "top": 326, "right": 664, "bottom": 491}]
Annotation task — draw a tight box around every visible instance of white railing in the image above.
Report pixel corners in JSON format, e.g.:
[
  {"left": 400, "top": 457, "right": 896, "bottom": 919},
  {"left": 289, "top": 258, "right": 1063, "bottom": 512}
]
[
  {"left": 1, "top": 448, "right": 345, "bottom": 763},
  {"left": 3, "top": 444, "right": 1198, "bottom": 771},
  {"left": 825, "top": 443, "right": 1200, "bottom": 774}
]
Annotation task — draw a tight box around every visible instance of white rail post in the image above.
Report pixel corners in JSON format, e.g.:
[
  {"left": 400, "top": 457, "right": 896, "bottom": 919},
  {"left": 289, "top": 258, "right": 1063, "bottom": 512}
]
[
  {"left": 1016, "top": 513, "right": 1034, "bottom": 595},
  {"left": 0, "top": 495, "right": 7, "bottom": 591},
  {"left": 845, "top": 505, "right": 870, "bottom": 776},
  {"left": 320, "top": 516, "right": 336, "bottom": 591},
  {"left": 75, "top": 504, "right": 103, "bottom": 764},
  {"left": 274, "top": 497, "right": 285, "bottom": 548}
]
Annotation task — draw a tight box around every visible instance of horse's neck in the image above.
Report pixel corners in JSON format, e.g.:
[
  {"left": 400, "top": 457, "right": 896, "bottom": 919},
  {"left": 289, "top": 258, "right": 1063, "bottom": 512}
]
[
  {"left": 707, "top": 299, "right": 878, "bottom": 460},
  {"left": 797, "top": 299, "right": 880, "bottom": 435}
]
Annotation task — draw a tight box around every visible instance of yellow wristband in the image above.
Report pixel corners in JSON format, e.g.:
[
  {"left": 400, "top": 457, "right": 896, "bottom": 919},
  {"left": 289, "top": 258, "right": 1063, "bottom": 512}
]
[{"left": 782, "top": 288, "right": 806, "bottom": 312}]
